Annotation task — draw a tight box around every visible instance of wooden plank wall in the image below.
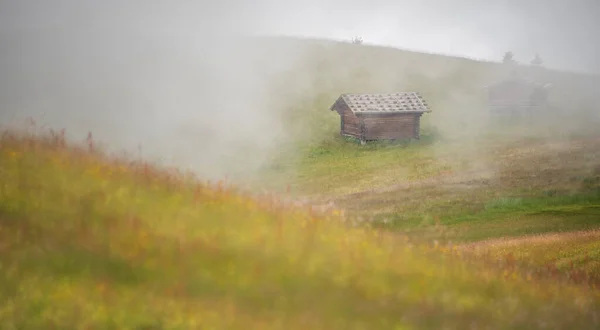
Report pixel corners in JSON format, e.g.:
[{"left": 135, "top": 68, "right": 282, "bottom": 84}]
[
  {"left": 341, "top": 107, "right": 362, "bottom": 137},
  {"left": 363, "top": 114, "right": 418, "bottom": 140},
  {"left": 335, "top": 103, "right": 423, "bottom": 141}
]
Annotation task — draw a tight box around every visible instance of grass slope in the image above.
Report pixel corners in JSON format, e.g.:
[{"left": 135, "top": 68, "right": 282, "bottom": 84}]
[
  {"left": 250, "top": 36, "right": 600, "bottom": 195},
  {"left": 272, "top": 129, "right": 600, "bottom": 282},
  {"left": 462, "top": 229, "right": 600, "bottom": 284},
  {"left": 245, "top": 38, "right": 600, "bottom": 290},
  {"left": 2, "top": 37, "right": 600, "bottom": 329},
  {"left": 252, "top": 36, "right": 600, "bottom": 149},
  {"left": 2, "top": 130, "right": 600, "bottom": 329}
]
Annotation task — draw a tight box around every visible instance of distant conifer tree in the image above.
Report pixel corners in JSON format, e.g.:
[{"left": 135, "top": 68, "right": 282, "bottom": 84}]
[
  {"left": 502, "top": 51, "right": 516, "bottom": 64},
  {"left": 531, "top": 53, "right": 543, "bottom": 66},
  {"left": 351, "top": 36, "right": 363, "bottom": 45}
]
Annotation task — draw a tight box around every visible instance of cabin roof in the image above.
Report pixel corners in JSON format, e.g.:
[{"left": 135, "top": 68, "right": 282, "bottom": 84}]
[
  {"left": 482, "top": 77, "right": 551, "bottom": 90},
  {"left": 330, "top": 92, "right": 431, "bottom": 114}
]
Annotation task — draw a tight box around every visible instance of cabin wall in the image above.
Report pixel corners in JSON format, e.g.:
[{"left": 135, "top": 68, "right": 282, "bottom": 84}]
[
  {"left": 340, "top": 107, "right": 362, "bottom": 138},
  {"left": 489, "top": 83, "right": 529, "bottom": 102},
  {"left": 488, "top": 85, "right": 548, "bottom": 118},
  {"left": 362, "top": 113, "right": 420, "bottom": 140},
  {"left": 333, "top": 103, "right": 425, "bottom": 141},
  {"left": 488, "top": 81, "right": 548, "bottom": 106}
]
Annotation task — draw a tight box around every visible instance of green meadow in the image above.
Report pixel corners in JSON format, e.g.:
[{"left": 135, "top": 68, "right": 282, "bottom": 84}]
[{"left": 2, "top": 37, "right": 600, "bottom": 329}]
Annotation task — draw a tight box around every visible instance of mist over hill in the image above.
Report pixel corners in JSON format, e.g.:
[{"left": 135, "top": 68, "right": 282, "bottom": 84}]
[{"left": 1, "top": 1, "right": 599, "bottom": 181}]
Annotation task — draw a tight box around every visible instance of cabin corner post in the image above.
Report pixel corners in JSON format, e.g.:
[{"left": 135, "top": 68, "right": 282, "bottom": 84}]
[
  {"left": 340, "top": 110, "right": 345, "bottom": 136},
  {"left": 415, "top": 114, "right": 422, "bottom": 140},
  {"left": 359, "top": 118, "right": 366, "bottom": 145}
]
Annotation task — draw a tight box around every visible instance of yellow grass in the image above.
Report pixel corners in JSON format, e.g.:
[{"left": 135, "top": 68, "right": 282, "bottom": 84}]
[
  {"left": 1, "top": 128, "right": 600, "bottom": 329},
  {"left": 461, "top": 229, "right": 600, "bottom": 284}
]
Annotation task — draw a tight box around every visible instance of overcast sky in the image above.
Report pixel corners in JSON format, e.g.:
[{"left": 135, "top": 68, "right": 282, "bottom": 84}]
[{"left": 1, "top": 0, "right": 599, "bottom": 73}]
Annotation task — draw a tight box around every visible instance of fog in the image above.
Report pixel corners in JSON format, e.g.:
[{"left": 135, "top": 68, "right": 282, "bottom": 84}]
[{"left": 1, "top": 0, "right": 599, "bottom": 181}]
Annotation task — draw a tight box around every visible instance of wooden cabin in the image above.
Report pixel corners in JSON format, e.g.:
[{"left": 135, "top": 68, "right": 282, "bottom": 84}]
[
  {"left": 329, "top": 92, "right": 431, "bottom": 143},
  {"left": 484, "top": 77, "right": 551, "bottom": 118}
]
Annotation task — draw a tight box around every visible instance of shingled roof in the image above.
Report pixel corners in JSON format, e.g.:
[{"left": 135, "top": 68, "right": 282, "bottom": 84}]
[
  {"left": 330, "top": 92, "right": 431, "bottom": 114},
  {"left": 482, "top": 77, "right": 552, "bottom": 90}
]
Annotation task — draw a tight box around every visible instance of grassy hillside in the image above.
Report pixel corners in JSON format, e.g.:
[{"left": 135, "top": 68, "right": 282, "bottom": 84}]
[
  {"left": 244, "top": 37, "right": 600, "bottom": 288},
  {"left": 244, "top": 37, "right": 600, "bottom": 200},
  {"left": 249, "top": 36, "right": 600, "bottom": 150},
  {"left": 462, "top": 229, "right": 600, "bottom": 284},
  {"left": 2, "top": 37, "right": 600, "bottom": 329},
  {"left": 2, "top": 128, "right": 600, "bottom": 329},
  {"left": 260, "top": 125, "right": 600, "bottom": 280}
]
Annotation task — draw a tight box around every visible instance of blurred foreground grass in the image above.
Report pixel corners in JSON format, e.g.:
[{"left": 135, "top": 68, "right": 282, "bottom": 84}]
[
  {"left": 1, "top": 129, "right": 600, "bottom": 329},
  {"left": 462, "top": 229, "right": 600, "bottom": 285}
]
